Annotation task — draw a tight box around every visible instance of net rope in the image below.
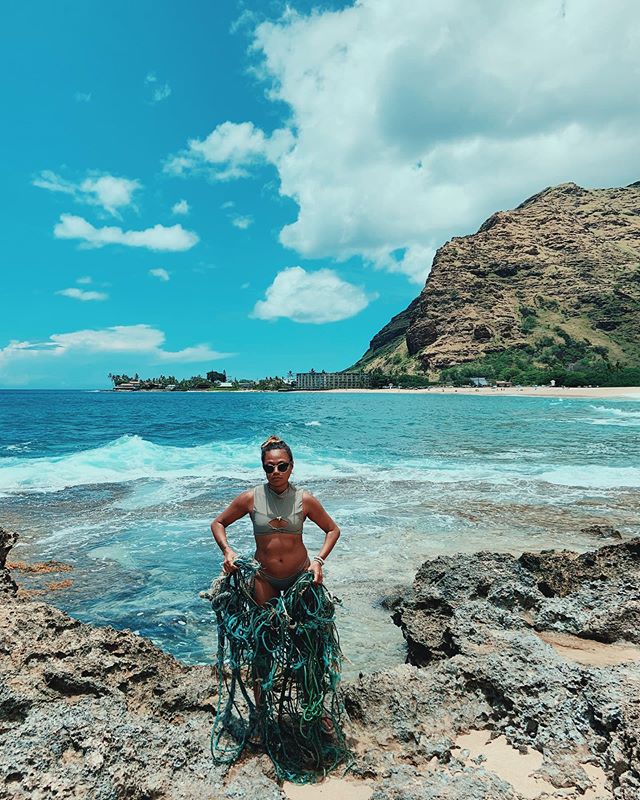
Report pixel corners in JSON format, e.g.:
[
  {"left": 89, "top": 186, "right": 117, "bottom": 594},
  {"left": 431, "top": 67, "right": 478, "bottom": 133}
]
[{"left": 201, "top": 556, "right": 352, "bottom": 783}]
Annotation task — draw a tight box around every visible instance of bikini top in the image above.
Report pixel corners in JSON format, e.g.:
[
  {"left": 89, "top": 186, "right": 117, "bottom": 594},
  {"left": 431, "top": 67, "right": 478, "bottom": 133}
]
[{"left": 250, "top": 482, "right": 305, "bottom": 536}]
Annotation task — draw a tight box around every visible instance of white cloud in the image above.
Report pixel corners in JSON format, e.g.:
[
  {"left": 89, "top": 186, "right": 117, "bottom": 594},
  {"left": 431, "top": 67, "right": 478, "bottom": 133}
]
[
  {"left": 53, "top": 214, "right": 199, "bottom": 252},
  {"left": 33, "top": 170, "right": 141, "bottom": 216},
  {"left": 76, "top": 276, "right": 92, "bottom": 285},
  {"left": 154, "top": 345, "right": 220, "bottom": 362},
  {"left": 172, "top": 199, "right": 190, "bottom": 215},
  {"left": 53, "top": 326, "right": 165, "bottom": 353},
  {"left": 75, "top": 91, "right": 92, "bottom": 103},
  {"left": 153, "top": 83, "right": 172, "bottom": 103},
  {"left": 56, "top": 287, "right": 108, "bottom": 302},
  {"left": 33, "top": 171, "right": 76, "bottom": 197},
  {"left": 252, "top": 266, "right": 375, "bottom": 323},
  {"left": 174, "top": 0, "right": 640, "bottom": 283},
  {"left": 231, "top": 215, "right": 253, "bottom": 229},
  {"left": 372, "top": 244, "right": 437, "bottom": 285},
  {"left": 79, "top": 176, "right": 140, "bottom": 216},
  {"left": 164, "top": 121, "right": 294, "bottom": 180},
  {"left": 230, "top": 8, "right": 258, "bottom": 35},
  {"left": 149, "top": 268, "right": 170, "bottom": 281},
  {"left": 145, "top": 71, "right": 171, "bottom": 103},
  {"left": 0, "top": 325, "right": 232, "bottom": 374}
]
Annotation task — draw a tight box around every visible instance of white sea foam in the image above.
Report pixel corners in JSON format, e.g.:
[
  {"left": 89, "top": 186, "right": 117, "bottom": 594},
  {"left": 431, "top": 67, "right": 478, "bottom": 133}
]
[
  {"left": 304, "top": 420, "right": 321, "bottom": 426},
  {"left": 1, "top": 432, "right": 637, "bottom": 495},
  {"left": 590, "top": 405, "right": 640, "bottom": 416},
  {"left": 0, "top": 435, "right": 256, "bottom": 494},
  {"left": 539, "top": 465, "right": 640, "bottom": 489},
  {"left": 2, "top": 441, "right": 32, "bottom": 453},
  {"left": 584, "top": 405, "right": 640, "bottom": 427}
]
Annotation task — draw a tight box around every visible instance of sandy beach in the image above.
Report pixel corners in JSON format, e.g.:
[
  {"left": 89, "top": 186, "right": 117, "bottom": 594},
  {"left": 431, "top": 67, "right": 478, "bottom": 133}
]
[{"left": 315, "top": 386, "right": 640, "bottom": 399}]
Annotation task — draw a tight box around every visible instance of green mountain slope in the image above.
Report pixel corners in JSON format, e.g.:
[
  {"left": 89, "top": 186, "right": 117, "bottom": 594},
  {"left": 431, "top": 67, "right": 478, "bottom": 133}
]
[{"left": 350, "top": 182, "right": 640, "bottom": 384}]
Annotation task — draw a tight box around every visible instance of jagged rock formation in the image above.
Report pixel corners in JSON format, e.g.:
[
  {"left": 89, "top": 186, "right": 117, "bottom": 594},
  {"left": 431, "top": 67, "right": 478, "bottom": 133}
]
[
  {"left": 352, "top": 182, "right": 640, "bottom": 375},
  {"left": 0, "top": 528, "right": 281, "bottom": 800},
  {"left": 358, "top": 540, "right": 640, "bottom": 798},
  {"left": 3, "top": 525, "right": 640, "bottom": 799}
]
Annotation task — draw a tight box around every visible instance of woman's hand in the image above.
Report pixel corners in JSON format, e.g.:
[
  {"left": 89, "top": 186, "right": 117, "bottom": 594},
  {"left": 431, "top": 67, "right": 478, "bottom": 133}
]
[
  {"left": 222, "top": 548, "right": 239, "bottom": 574},
  {"left": 307, "top": 560, "right": 323, "bottom": 585}
]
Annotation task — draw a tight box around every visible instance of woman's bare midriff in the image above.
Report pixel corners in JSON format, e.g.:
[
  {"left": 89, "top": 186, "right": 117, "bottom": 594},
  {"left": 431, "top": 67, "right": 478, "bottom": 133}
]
[{"left": 254, "top": 533, "right": 307, "bottom": 577}]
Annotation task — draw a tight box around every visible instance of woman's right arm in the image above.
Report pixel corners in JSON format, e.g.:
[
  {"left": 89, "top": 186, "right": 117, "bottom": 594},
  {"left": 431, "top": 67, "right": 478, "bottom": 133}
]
[{"left": 211, "top": 489, "right": 253, "bottom": 573}]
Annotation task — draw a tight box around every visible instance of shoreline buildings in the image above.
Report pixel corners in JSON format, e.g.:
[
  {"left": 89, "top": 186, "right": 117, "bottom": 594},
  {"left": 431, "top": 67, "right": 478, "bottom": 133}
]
[{"left": 295, "top": 371, "right": 371, "bottom": 390}]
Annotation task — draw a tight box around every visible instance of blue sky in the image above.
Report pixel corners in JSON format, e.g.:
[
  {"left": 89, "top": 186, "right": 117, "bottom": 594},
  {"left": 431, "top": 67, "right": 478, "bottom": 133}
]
[{"left": 2, "top": 0, "right": 639, "bottom": 388}]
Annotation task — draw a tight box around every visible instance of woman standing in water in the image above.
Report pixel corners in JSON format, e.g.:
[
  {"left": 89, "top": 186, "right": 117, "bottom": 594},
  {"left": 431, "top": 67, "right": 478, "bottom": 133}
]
[{"left": 210, "top": 435, "right": 341, "bottom": 604}]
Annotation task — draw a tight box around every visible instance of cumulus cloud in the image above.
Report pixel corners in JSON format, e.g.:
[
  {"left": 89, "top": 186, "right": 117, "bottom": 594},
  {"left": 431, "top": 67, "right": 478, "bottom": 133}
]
[
  {"left": 172, "top": 0, "right": 640, "bottom": 283},
  {"left": 231, "top": 215, "right": 253, "bottom": 229},
  {"left": 252, "top": 266, "right": 376, "bottom": 323},
  {"left": 0, "top": 325, "right": 232, "bottom": 374},
  {"left": 172, "top": 199, "right": 190, "bottom": 215},
  {"left": 56, "top": 287, "right": 108, "bottom": 301},
  {"left": 164, "top": 121, "right": 294, "bottom": 180},
  {"left": 76, "top": 276, "right": 92, "bottom": 285},
  {"left": 80, "top": 176, "right": 140, "bottom": 216},
  {"left": 149, "top": 268, "right": 170, "bottom": 281},
  {"left": 33, "top": 171, "right": 141, "bottom": 216},
  {"left": 53, "top": 214, "right": 199, "bottom": 252}
]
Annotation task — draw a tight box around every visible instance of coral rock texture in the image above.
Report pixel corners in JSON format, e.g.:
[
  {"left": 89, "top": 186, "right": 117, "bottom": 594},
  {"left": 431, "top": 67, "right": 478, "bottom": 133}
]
[{"left": 3, "top": 526, "right": 640, "bottom": 799}]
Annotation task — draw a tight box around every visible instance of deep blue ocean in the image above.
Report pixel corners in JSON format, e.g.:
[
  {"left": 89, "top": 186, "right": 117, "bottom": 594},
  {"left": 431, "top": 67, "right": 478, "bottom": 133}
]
[{"left": 1, "top": 389, "right": 639, "bottom": 674}]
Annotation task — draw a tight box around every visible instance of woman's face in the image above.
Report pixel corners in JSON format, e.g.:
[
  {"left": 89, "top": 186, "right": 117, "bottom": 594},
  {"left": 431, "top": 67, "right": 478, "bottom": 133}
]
[{"left": 263, "top": 448, "right": 293, "bottom": 489}]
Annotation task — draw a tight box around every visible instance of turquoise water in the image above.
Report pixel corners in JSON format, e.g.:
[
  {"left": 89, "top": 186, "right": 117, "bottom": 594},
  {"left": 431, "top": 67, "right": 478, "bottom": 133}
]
[{"left": 1, "top": 389, "right": 639, "bottom": 674}]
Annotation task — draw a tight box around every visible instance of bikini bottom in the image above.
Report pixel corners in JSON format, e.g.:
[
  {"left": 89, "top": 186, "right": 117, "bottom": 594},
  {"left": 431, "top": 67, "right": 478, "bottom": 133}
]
[{"left": 257, "top": 556, "right": 311, "bottom": 592}]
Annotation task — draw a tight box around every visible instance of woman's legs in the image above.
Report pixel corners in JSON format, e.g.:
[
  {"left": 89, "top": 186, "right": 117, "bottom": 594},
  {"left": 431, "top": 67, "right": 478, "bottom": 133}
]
[
  {"left": 253, "top": 572, "right": 279, "bottom": 606},
  {"left": 249, "top": 573, "right": 279, "bottom": 743}
]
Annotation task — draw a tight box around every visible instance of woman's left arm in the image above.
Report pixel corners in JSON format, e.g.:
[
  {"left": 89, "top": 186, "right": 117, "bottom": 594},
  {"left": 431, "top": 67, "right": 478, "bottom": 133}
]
[{"left": 304, "top": 492, "right": 340, "bottom": 584}]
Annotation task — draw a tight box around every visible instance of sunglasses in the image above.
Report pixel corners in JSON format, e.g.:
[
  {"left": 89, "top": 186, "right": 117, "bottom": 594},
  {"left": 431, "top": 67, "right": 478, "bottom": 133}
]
[{"left": 264, "top": 461, "right": 291, "bottom": 474}]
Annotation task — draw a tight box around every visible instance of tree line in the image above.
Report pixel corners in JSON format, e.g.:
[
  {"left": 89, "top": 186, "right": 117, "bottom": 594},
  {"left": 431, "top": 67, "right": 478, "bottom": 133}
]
[{"left": 107, "top": 371, "right": 296, "bottom": 391}]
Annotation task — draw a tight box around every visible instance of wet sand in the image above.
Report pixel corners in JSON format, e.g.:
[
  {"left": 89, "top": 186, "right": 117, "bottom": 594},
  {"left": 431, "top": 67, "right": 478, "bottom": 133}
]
[
  {"left": 283, "top": 728, "right": 613, "bottom": 800},
  {"left": 284, "top": 777, "right": 374, "bottom": 800},
  {"left": 536, "top": 630, "right": 640, "bottom": 667}
]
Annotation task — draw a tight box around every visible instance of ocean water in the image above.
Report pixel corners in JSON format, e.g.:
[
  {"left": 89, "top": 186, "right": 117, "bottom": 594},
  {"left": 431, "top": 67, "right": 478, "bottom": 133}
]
[{"left": 1, "top": 389, "right": 639, "bottom": 675}]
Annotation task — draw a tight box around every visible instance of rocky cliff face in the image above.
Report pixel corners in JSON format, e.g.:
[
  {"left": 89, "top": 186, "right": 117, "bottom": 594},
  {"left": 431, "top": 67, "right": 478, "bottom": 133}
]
[{"left": 353, "top": 182, "right": 640, "bottom": 374}]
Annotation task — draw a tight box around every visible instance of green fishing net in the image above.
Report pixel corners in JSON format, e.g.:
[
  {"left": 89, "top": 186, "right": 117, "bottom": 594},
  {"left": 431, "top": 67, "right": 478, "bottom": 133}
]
[{"left": 202, "top": 556, "right": 352, "bottom": 783}]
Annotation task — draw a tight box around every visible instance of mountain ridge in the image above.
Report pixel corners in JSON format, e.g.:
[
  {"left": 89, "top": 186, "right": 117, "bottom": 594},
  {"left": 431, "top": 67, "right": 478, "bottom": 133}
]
[{"left": 350, "top": 181, "right": 640, "bottom": 383}]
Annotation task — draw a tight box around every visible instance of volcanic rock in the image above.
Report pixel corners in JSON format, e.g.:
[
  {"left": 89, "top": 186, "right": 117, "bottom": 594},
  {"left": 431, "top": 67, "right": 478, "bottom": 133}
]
[
  {"left": 3, "top": 525, "right": 640, "bottom": 799},
  {"left": 352, "top": 181, "right": 640, "bottom": 375}
]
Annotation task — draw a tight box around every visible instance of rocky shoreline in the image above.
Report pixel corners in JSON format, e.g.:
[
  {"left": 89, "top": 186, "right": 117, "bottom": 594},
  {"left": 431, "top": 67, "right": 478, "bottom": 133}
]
[{"left": 2, "top": 527, "right": 640, "bottom": 799}]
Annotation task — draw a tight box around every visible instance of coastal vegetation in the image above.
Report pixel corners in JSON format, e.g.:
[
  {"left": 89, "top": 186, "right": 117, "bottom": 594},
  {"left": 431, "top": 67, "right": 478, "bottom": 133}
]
[
  {"left": 352, "top": 328, "right": 640, "bottom": 387},
  {"left": 108, "top": 372, "right": 235, "bottom": 390},
  {"left": 440, "top": 332, "right": 640, "bottom": 387},
  {"left": 107, "top": 372, "right": 294, "bottom": 391},
  {"left": 108, "top": 372, "right": 226, "bottom": 390}
]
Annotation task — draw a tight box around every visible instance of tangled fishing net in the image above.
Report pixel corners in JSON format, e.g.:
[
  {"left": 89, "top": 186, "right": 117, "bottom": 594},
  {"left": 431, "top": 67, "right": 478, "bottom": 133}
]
[{"left": 201, "top": 556, "right": 352, "bottom": 783}]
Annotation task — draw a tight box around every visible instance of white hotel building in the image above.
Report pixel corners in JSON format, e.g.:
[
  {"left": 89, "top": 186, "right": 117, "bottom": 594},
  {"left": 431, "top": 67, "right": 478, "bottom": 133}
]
[{"left": 295, "top": 371, "right": 371, "bottom": 390}]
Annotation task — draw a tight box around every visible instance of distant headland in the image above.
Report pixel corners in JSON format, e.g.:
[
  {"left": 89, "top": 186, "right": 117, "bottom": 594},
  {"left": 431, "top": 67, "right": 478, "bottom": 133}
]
[{"left": 351, "top": 181, "right": 640, "bottom": 389}]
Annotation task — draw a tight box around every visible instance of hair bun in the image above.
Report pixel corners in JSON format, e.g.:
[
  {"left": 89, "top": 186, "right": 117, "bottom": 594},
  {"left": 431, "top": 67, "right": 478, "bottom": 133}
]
[{"left": 261, "top": 435, "right": 283, "bottom": 449}]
